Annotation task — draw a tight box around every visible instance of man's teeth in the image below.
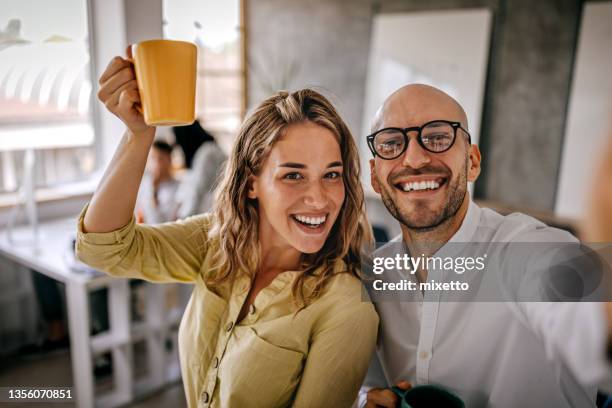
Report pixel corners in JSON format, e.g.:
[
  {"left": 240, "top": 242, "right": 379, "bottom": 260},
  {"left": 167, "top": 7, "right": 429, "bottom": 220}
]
[
  {"left": 294, "top": 215, "right": 326, "bottom": 225},
  {"left": 400, "top": 180, "right": 441, "bottom": 192}
]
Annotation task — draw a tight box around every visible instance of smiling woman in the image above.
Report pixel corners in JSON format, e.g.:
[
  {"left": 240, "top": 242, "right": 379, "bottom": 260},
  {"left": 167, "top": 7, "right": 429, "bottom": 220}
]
[{"left": 76, "top": 82, "right": 378, "bottom": 407}]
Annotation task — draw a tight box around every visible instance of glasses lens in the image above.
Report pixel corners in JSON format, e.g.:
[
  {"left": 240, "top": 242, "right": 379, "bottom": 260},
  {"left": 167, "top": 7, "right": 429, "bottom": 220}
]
[
  {"left": 374, "top": 129, "right": 406, "bottom": 158},
  {"left": 421, "top": 121, "right": 455, "bottom": 152}
]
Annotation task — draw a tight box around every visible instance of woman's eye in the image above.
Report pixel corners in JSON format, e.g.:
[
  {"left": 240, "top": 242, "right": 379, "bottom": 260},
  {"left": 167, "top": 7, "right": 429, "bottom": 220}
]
[
  {"left": 283, "top": 172, "right": 304, "bottom": 180},
  {"left": 324, "top": 171, "right": 342, "bottom": 179}
]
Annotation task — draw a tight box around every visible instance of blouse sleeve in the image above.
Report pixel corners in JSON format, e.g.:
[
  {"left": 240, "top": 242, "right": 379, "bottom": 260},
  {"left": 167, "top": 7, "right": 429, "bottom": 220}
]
[
  {"left": 75, "top": 203, "right": 211, "bottom": 283},
  {"left": 292, "top": 299, "right": 379, "bottom": 408}
]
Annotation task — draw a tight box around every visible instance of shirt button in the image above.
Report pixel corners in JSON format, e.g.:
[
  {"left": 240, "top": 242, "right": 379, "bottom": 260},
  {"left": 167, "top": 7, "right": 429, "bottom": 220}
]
[
  {"left": 201, "top": 391, "right": 209, "bottom": 404},
  {"left": 249, "top": 304, "right": 256, "bottom": 315},
  {"left": 226, "top": 321, "right": 234, "bottom": 332},
  {"left": 213, "top": 357, "right": 219, "bottom": 368},
  {"left": 419, "top": 351, "right": 429, "bottom": 359}
]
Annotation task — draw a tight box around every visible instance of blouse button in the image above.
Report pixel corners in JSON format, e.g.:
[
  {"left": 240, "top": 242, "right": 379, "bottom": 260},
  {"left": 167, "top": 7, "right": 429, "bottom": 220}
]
[
  {"left": 249, "top": 304, "right": 256, "bottom": 315},
  {"left": 226, "top": 321, "right": 234, "bottom": 332},
  {"left": 201, "top": 391, "right": 209, "bottom": 404}
]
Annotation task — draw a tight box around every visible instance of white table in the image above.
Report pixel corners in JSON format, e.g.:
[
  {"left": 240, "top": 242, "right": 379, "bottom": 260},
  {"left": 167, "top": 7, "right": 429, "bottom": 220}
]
[{"left": 0, "top": 217, "right": 186, "bottom": 408}]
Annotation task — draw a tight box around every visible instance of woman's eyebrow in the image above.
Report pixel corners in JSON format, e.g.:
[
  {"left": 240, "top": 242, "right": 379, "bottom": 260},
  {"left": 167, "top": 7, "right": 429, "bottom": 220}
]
[
  {"left": 278, "top": 162, "right": 306, "bottom": 169},
  {"left": 278, "top": 161, "right": 343, "bottom": 169}
]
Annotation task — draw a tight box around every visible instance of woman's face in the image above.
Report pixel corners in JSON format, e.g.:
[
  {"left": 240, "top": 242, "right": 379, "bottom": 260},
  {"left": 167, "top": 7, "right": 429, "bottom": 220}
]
[{"left": 249, "top": 121, "right": 345, "bottom": 254}]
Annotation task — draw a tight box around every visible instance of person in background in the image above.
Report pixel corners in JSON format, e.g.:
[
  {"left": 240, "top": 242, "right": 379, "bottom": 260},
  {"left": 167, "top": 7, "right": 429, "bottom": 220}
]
[
  {"left": 136, "top": 140, "right": 180, "bottom": 224},
  {"left": 172, "top": 120, "right": 214, "bottom": 169},
  {"left": 584, "top": 130, "right": 612, "bottom": 379},
  {"left": 175, "top": 127, "right": 227, "bottom": 219},
  {"left": 584, "top": 133, "right": 612, "bottom": 244}
]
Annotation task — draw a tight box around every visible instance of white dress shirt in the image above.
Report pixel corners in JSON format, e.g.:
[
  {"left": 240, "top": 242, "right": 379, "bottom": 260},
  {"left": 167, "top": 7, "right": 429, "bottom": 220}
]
[
  {"left": 136, "top": 174, "right": 180, "bottom": 224},
  {"left": 176, "top": 142, "right": 226, "bottom": 219},
  {"left": 360, "top": 200, "right": 611, "bottom": 407}
]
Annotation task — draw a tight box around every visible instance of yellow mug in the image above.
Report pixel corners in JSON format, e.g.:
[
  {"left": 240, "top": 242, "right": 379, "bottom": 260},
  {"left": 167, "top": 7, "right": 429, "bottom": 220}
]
[{"left": 131, "top": 39, "right": 197, "bottom": 126}]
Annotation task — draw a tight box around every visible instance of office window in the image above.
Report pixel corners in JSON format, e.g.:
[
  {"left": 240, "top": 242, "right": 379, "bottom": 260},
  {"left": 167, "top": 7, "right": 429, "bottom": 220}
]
[
  {"left": 0, "top": 0, "right": 95, "bottom": 194},
  {"left": 162, "top": 0, "right": 245, "bottom": 149}
]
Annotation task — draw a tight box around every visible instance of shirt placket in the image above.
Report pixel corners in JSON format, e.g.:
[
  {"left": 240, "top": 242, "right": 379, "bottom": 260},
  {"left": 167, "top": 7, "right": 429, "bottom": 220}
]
[
  {"left": 415, "top": 267, "right": 441, "bottom": 384},
  {"left": 198, "top": 275, "right": 251, "bottom": 407}
]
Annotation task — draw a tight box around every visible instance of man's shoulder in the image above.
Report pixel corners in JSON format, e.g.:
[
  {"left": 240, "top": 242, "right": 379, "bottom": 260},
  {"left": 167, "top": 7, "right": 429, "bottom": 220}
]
[
  {"left": 477, "top": 206, "right": 577, "bottom": 243},
  {"left": 373, "top": 234, "right": 404, "bottom": 257}
]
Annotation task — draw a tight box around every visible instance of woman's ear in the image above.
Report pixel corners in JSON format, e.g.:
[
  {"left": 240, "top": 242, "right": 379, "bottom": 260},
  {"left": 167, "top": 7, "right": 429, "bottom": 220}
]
[{"left": 247, "top": 175, "right": 258, "bottom": 199}]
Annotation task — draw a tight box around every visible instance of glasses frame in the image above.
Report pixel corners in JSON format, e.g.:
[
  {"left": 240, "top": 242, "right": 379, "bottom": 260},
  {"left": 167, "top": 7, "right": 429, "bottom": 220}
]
[{"left": 366, "top": 119, "right": 471, "bottom": 160}]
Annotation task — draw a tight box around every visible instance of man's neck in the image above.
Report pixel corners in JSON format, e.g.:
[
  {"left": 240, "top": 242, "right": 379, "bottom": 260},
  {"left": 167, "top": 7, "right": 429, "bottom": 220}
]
[{"left": 401, "top": 196, "right": 471, "bottom": 283}]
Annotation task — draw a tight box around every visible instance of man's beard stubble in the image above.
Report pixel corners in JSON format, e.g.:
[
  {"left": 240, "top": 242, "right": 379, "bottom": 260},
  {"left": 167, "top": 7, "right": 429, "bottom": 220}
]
[{"left": 378, "top": 157, "right": 469, "bottom": 232}]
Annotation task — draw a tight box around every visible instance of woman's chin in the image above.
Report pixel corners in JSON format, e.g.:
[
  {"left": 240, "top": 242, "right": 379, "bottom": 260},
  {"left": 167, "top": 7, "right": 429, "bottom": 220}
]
[{"left": 288, "top": 237, "right": 325, "bottom": 254}]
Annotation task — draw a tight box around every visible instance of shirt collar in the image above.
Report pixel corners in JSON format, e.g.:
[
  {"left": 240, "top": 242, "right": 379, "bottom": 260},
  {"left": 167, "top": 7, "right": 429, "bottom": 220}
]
[
  {"left": 448, "top": 198, "right": 481, "bottom": 243},
  {"left": 386, "top": 198, "right": 482, "bottom": 257}
]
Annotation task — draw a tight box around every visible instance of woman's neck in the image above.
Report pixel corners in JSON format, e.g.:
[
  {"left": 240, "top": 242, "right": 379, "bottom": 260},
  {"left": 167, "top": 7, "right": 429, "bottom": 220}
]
[{"left": 258, "top": 220, "right": 301, "bottom": 274}]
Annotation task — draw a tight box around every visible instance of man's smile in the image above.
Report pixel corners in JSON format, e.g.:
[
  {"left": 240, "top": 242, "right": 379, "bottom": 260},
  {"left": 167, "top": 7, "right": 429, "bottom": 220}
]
[{"left": 392, "top": 175, "right": 448, "bottom": 195}]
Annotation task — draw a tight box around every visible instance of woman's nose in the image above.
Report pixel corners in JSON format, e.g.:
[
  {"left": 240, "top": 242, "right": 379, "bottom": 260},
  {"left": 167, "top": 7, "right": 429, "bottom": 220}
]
[{"left": 303, "top": 181, "right": 328, "bottom": 208}]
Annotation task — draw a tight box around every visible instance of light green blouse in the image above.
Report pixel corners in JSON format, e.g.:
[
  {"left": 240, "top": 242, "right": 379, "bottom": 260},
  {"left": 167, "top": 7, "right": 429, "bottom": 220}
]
[{"left": 75, "top": 205, "right": 379, "bottom": 408}]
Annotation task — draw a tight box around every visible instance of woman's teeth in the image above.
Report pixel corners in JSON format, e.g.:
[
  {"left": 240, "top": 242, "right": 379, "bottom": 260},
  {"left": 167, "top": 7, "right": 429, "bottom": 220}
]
[
  {"left": 293, "top": 214, "right": 326, "bottom": 226},
  {"left": 400, "top": 180, "right": 441, "bottom": 192}
]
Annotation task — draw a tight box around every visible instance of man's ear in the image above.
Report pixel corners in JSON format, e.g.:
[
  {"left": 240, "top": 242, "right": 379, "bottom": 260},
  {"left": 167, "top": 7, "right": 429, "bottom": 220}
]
[
  {"left": 467, "top": 144, "right": 481, "bottom": 182},
  {"left": 247, "top": 175, "right": 258, "bottom": 199},
  {"left": 369, "top": 159, "right": 381, "bottom": 194}
]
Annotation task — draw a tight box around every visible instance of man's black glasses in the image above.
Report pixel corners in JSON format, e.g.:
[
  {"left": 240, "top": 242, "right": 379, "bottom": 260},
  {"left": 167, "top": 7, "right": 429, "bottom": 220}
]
[{"left": 367, "top": 120, "right": 471, "bottom": 160}]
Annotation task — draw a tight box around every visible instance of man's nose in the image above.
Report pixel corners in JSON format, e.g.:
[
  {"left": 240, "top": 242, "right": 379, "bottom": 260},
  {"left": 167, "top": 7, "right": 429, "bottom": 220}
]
[
  {"left": 401, "top": 136, "right": 431, "bottom": 169},
  {"left": 303, "top": 181, "right": 328, "bottom": 209}
]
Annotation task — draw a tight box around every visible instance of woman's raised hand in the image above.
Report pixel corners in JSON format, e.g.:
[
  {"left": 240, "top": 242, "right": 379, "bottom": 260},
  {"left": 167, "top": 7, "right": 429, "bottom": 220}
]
[{"left": 96, "top": 46, "right": 152, "bottom": 136}]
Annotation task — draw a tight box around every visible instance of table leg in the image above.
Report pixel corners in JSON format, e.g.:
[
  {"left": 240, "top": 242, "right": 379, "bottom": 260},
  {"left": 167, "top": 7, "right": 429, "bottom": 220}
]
[{"left": 66, "top": 280, "right": 94, "bottom": 408}]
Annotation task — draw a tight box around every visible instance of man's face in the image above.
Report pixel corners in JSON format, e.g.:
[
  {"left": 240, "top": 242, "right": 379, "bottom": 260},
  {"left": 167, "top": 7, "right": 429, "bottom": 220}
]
[
  {"left": 370, "top": 92, "right": 480, "bottom": 231},
  {"left": 149, "top": 149, "right": 172, "bottom": 180}
]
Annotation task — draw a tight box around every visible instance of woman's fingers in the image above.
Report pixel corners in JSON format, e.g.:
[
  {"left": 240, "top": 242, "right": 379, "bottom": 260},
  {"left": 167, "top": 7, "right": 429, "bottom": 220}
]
[
  {"left": 117, "top": 88, "right": 142, "bottom": 117},
  {"left": 97, "top": 66, "right": 136, "bottom": 102},
  {"left": 98, "top": 56, "right": 131, "bottom": 85},
  {"left": 104, "top": 80, "right": 139, "bottom": 110},
  {"left": 97, "top": 55, "right": 151, "bottom": 135}
]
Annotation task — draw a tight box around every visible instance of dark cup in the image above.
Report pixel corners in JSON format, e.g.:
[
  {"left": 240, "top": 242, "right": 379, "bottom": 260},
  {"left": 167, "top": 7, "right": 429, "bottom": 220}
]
[{"left": 391, "top": 385, "right": 464, "bottom": 408}]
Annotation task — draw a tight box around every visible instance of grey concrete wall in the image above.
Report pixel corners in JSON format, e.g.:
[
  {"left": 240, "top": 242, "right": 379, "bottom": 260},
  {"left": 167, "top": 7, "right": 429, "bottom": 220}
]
[
  {"left": 478, "top": 0, "right": 580, "bottom": 210},
  {"left": 247, "top": 0, "right": 373, "bottom": 135},
  {"left": 246, "top": 0, "right": 583, "bottom": 213}
]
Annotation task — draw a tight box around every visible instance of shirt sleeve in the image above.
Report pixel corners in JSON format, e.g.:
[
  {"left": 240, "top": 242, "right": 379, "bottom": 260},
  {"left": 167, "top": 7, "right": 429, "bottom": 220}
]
[
  {"left": 75, "top": 203, "right": 211, "bottom": 283},
  {"left": 357, "top": 351, "right": 389, "bottom": 407},
  {"left": 508, "top": 230, "right": 612, "bottom": 390},
  {"left": 292, "top": 300, "right": 379, "bottom": 408},
  {"left": 518, "top": 301, "right": 612, "bottom": 390}
]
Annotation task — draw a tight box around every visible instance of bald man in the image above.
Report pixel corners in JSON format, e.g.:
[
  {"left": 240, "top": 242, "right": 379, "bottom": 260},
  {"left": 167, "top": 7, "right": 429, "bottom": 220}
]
[{"left": 360, "top": 84, "right": 612, "bottom": 407}]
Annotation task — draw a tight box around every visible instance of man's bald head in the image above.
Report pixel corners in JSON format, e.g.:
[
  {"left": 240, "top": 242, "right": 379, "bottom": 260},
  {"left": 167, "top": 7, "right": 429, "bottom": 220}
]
[
  {"left": 368, "top": 83, "right": 481, "bottom": 235},
  {"left": 371, "top": 84, "right": 468, "bottom": 133}
]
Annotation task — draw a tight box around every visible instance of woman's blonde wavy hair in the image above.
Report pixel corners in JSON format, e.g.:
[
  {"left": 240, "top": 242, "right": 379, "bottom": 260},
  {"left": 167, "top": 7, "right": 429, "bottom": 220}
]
[{"left": 207, "top": 88, "right": 372, "bottom": 308}]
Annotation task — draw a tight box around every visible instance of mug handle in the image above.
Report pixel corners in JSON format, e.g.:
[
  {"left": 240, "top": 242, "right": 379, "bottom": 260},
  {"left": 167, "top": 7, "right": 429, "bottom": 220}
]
[
  {"left": 126, "top": 44, "right": 144, "bottom": 115},
  {"left": 391, "top": 385, "right": 409, "bottom": 400}
]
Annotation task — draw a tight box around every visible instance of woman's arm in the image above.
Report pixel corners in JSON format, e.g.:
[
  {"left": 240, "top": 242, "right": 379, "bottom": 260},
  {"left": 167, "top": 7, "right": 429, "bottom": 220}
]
[
  {"left": 292, "top": 301, "right": 379, "bottom": 407},
  {"left": 76, "top": 51, "right": 209, "bottom": 283},
  {"left": 76, "top": 209, "right": 210, "bottom": 283},
  {"left": 84, "top": 50, "right": 155, "bottom": 233}
]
